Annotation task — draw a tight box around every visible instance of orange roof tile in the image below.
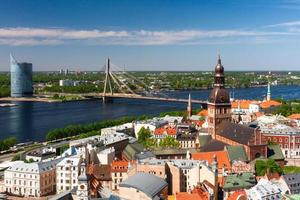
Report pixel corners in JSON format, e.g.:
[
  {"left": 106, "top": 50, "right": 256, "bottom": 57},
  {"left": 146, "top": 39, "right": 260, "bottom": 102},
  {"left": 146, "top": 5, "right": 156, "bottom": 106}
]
[
  {"left": 255, "top": 112, "right": 264, "bottom": 117},
  {"left": 111, "top": 160, "right": 135, "bottom": 172},
  {"left": 168, "top": 195, "right": 175, "bottom": 200},
  {"left": 288, "top": 114, "right": 300, "bottom": 120},
  {"left": 259, "top": 100, "right": 282, "bottom": 109},
  {"left": 191, "top": 120, "right": 205, "bottom": 127},
  {"left": 154, "top": 127, "right": 176, "bottom": 136},
  {"left": 197, "top": 109, "right": 208, "bottom": 117},
  {"left": 175, "top": 187, "right": 209, "bottom": 200},
  {"left": 154, "top": 127, "right": 165, "bottom": 135},
  {"left": 191, "top": 151, "right": 231, "bottom": 170},
  {"left": 231, "top": 100, "right": 258, "bottom": 109},
  {"left": 227, "top": 190, "right": 247, "bottom": 200}
]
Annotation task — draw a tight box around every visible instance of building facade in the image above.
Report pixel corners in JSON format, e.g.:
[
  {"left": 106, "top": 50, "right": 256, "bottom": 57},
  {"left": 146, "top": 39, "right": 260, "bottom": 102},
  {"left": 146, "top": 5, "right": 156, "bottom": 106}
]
[
  {"left": 56, "top": 155, "right": 82, "bottom": 194},
  {"left": 4, "top": 158, "right": 62, "bottom": 197},
  {"left": 10, "top": 54, "right": 33, "bottom": 97}
]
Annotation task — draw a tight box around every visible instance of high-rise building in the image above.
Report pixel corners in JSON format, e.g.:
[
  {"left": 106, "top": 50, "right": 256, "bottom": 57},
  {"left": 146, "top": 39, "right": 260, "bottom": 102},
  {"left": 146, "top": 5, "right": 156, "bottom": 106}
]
[
  {"left": 207, "top": 55, "right": 231, "bottom": 139},
  {"left": 10, "top": 54, "right": 33, "bottom": 97}
]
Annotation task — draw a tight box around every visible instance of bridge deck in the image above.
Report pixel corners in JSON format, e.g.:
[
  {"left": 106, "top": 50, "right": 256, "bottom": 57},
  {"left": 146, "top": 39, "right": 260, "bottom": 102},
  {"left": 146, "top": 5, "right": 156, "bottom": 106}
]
[{"left": 102, "top": 93, "right": 207, "bottom": 104}]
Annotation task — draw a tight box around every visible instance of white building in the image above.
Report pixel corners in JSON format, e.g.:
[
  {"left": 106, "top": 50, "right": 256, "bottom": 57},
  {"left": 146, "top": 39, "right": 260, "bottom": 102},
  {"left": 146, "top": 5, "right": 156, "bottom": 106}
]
[
  {"left": 56, "top": 155, "right": 82, "bottom": 194},
  {"left": 246, "top": 178, "right": 283, "bottom": 200},
  {"left": 133, "top": 118, "right": 168, "bottom": 138},
  {"left": 4, "top": 158, "right": 62, "bottom": 197},
  {"left": 101, "top": 123, "right": 133, "bottom": 136},
  {"left": 249, "top": 102, "right": 260, "bottom": 113},
  {"left": 59, "top": 80, "right": 80, "bottom": 87},
  {"left": 98, "top": 147, "right": 115, "bottom": 165}
]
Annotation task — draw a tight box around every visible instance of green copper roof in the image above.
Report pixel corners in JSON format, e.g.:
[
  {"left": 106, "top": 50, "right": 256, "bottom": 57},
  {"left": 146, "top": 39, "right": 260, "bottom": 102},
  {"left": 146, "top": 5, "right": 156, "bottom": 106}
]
[
  {"left": 267, "top": 144, "right": 285, "bottom": 160},
  {"left": 226, "top": 145, "right": 248, "bottom": 162},
  {"left": 123, "top": 142, "right": 145, "bottom": 160},
  {"left": 223, "top": 172, "right": 256, "bottom": 191},
  {"left": 199, "top": 135, "right": 212, "bottom": 146}
]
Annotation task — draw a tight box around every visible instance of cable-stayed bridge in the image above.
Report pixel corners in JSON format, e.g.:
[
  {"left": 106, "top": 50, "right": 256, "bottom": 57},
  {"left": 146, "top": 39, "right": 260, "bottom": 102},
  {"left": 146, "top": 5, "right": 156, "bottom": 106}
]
[{"left": 99, "top": 58, "right": 207, "bottom": 106}]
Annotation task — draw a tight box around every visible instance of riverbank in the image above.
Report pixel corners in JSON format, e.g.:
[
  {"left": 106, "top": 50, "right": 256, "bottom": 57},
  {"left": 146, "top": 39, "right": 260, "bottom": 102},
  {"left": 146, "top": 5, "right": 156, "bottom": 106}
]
[
  {"left": 0, "top": 96, "right": 61, "bottom": 103},
  {"left": 0, "top": 95, "right": 88, "bottom": 103}
]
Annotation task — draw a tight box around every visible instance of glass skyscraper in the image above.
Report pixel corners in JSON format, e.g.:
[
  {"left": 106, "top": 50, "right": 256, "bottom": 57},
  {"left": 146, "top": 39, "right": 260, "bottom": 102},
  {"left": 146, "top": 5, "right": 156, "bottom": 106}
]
[{"left": 10, "top": 54, "right": 33, "bottom": 97}]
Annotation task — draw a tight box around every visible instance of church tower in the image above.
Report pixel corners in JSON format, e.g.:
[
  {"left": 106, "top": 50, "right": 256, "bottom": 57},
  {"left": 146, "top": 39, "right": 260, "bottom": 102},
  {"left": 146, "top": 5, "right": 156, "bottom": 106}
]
[
  {"left": 77, "top": 161, "right": 90, "bottom": 200},
  {"left": 266, "top": 81, "right": 271, "bottom": 101},
  {"left": 187, "top": 93, "right": 192, "bottom": 118},
  {"left": 207, "top": 55, "right": 231, "bottom": 139}
]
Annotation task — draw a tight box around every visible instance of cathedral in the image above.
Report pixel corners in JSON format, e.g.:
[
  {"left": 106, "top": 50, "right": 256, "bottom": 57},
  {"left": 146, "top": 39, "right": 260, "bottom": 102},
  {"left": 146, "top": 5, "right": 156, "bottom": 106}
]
[
  {"left": 205, "top": 55, "right": 269, "bottom": 161},
  {"left": 207, "top": 55, "right": 232, "bottom": 139}
]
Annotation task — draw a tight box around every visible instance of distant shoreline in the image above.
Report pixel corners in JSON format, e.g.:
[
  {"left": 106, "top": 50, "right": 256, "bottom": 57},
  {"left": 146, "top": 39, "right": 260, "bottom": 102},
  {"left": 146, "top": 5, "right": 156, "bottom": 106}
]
[{"left": 0, "top": 97, "right": 61, "bottom": 103}]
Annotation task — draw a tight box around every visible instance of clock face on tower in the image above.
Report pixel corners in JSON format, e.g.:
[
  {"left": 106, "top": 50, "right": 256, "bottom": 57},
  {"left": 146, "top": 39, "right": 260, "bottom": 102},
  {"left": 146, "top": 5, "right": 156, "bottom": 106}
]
[
  {"left": 220, "top": 95, "right": 225, "bottom": 103},
  {"left": 80, "top": 184, "right": 85, "bottom": 190}
]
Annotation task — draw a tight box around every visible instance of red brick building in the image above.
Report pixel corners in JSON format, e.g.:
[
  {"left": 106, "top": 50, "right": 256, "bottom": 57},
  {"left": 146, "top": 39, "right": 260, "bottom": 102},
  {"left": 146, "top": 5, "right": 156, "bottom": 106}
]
[{"left": 206, "top": 55, "right": 268, "bottom": 161}]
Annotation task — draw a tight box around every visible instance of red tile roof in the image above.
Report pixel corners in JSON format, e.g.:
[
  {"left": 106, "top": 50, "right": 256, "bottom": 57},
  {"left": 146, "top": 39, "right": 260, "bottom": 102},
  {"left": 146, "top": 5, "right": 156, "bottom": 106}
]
[
  {"left": 259, "top": 100, "right": 282, "bottom": 109},
  {"left": 288, "top": 114, "right": 300, "bottom": 120},
  {"left": 197, "top": 109, "right": 208, "bottom": 117},
  {"left": 227, "top": 190, "right": 247, "bottom": 200},
  {"left": 111, "top": 160, "right": 133, "bottom": 172},
  {"left": 175, "top": 186, "right": 209, "bottom": 200},
  {"left": 231, "top": 100, "right": 258, "bottom": 109},
  {"left": 154, "top": 127, "right": 176, "bottom": 136},
  {"left": 192, "top": 151, "right": 231, "bottom": 170}
]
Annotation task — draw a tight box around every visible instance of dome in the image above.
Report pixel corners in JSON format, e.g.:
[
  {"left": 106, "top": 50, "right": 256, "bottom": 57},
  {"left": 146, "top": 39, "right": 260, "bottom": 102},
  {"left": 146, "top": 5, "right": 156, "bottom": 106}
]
[
  {"left": 215, "top": 63, "right": 224, "bottom": 74},
  {"left": 208, "top": 87, "right": 230, "bottom": 104}
]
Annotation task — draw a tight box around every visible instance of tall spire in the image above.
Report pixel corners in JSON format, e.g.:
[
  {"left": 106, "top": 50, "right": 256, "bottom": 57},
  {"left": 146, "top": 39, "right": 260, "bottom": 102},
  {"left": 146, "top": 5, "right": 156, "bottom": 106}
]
[
  {"left": 187, "top": 93, "right": 192, "bottom": 118},
  {"left": 267, "top": 81, "right": 271, "bottom": 101},
  {"left": 217, "top": 52, "right": 221, "bottom": 65}
]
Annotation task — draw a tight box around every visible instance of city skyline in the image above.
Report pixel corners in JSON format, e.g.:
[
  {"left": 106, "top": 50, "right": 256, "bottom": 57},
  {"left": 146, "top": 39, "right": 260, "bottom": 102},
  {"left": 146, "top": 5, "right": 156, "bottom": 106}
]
[{"left": 1, "top": 0, "right": 300, "bottom": 71}]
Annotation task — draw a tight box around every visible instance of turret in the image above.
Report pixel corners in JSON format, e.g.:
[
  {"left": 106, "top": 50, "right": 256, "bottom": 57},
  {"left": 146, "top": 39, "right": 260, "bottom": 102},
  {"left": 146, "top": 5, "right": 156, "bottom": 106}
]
[{"left": 267, "top": 81, "right": 271, "bottom": 101}]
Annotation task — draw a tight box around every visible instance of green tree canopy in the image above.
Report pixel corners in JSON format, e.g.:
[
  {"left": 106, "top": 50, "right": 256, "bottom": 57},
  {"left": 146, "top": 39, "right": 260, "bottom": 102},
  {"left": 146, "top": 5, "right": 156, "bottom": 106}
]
[
  {"left": 159, "top": 136, "right": 180, "bottom": 148},
  {"left": 137, "top": 127, "right": 152, "bottom": 145},
  {"left": 255, "top": 159, "right": 283, "bottom": 176}
]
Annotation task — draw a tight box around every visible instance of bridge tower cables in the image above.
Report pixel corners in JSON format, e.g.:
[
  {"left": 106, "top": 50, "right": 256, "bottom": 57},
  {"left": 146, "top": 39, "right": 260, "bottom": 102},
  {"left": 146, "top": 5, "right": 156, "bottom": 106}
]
[{"left": 102, "top": 58, "right": 113, "bottom": 102}]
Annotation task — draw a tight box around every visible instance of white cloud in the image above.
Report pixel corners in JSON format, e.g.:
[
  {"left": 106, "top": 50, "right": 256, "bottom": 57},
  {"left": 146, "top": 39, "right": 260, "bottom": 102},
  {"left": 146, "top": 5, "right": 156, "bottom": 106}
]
[
  {"left": 0, "top": 27, "right": 292, "bottom": 46},
  {"left": 267, "top": 20, "right": 300, "bottom": 27}
]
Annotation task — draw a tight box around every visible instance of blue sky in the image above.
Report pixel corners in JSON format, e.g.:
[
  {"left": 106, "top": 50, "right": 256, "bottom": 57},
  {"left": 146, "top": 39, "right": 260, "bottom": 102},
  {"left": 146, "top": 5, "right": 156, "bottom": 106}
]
[{"left": 1, "top": 0, "right": 300, "bottom": 71}]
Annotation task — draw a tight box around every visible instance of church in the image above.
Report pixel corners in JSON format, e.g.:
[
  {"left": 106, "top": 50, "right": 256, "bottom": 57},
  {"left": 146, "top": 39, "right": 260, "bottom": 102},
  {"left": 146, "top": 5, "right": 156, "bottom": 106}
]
[{"left": 205, "top": 55, "right": 269, "bottom": 161}]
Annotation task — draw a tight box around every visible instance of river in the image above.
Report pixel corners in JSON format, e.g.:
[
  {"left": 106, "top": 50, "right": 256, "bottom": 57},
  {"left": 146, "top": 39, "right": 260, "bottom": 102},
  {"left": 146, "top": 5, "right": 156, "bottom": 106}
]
[{"left": 0, "top": 85, "right": 299, "bottom": 142}]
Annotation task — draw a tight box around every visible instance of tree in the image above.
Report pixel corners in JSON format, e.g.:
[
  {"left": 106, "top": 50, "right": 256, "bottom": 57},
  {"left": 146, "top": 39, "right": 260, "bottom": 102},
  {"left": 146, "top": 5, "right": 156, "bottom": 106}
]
[
  {"left": 0, "top": 137, "right": 17, "bottom": 151},
  {"left": 137, "top": 127, "right": 152, "bottom": 145},
  {"left": 11, "top": 154, "right": 20, "bottom": 161},
  {"left": 159, "top": 136, "right": 180, "bottom": 148},
  {"left": 144, "top": 138, "right": 157, "bottom": 149},
  {"left": 255, "top": 159, "right": 283, "bottom": 176}
]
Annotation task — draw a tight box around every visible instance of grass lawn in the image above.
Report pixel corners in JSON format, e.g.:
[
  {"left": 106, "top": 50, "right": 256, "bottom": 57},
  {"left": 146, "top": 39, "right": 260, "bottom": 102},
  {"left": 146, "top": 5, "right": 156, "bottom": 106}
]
[{"left": 284, "top": 166, "right": 300, "bottom": 174}]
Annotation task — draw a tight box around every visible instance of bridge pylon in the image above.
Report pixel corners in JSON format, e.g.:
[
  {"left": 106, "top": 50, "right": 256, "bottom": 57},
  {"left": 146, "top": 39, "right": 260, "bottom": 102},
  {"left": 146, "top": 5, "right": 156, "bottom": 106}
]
[{"left": 102, "top": 58, "right": 114, "bottom": 103}]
